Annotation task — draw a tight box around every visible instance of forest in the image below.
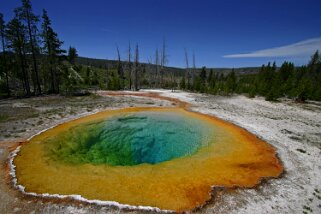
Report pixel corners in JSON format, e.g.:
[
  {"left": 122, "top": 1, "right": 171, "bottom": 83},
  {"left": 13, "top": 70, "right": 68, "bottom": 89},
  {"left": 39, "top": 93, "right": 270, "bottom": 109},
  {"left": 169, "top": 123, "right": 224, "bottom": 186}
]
[{"left": 1, "top": 0, "right": 321, "bottom": 102}]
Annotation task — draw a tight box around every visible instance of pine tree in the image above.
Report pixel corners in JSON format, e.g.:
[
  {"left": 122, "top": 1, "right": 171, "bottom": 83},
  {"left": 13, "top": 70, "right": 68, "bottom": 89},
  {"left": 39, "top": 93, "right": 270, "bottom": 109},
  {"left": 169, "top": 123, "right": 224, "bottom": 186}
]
[
  {"left": 195, "top": 66, "right": 207, "bottom": 93},
  {"left": 200, "top": 66, "right": 207, "bottom": 83},
  {"left": 0, "top": 13, "right": 10, "bottom": 96},
  {"left": 279, "top": 61, "right": 294, "bottom": 95},
  {"left": 180, "top": 77, "right": 186, "bottom": 89},
  {"left": 272, "top": 61, "right": 277, "bottom": 71},
  {"left": 307, "top": 51, "right": 321, "bottom": 100},
  {"left": 68, "top": 47, "right": 78, "bottom": 65},
  {"left": 308, "top": 50, "right": 320, "bottom": 69},
  {"left": 92, "top": 70, "right": 99, "bottom": 85},
  {"left": 226, "top": 69, "right": 236, "bottom": 94},
  {"left": 6, "top": 16, "right": 31, "bottom": 96},
  {"left": 209, "top": 71, "right": 217, "bottom": 91},
  {"left": 207, "top": 69, "right": 213, "bottom": 84},
  {"left": 41, "top": 9, "right": 64, "bottom": 93},
  {"left": 85, "top": 66, "right": 91, "bottom": 85},
  {"left": 16, "top": 0, "right": 41, "bottom": 94},
  {"left": 194, "top": 76, "right": 201, "bottom": 92}
]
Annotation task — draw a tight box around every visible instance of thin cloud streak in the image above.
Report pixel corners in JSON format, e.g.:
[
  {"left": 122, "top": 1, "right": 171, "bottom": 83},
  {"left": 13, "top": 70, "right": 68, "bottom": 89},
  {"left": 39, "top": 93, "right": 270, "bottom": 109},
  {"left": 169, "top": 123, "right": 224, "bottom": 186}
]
[{"left": 223, "top": 37, "right": 321, "bottom": 58}]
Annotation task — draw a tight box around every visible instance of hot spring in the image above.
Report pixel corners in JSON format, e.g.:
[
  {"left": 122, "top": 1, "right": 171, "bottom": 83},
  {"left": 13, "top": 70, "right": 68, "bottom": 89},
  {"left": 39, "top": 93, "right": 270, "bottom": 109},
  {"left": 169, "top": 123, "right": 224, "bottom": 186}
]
[
  {"left": 46, "top": 111, "right": 214, "bottom": 166},
  {"left": 13, "top": 107, "right": 283, "bottom": 212}
]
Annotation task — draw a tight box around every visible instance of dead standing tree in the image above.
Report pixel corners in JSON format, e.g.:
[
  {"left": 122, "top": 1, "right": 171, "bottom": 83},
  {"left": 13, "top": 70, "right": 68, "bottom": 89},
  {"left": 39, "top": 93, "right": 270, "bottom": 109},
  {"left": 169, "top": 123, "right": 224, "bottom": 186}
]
[
  {"left": 127, "top": 42, "right": 132, "bottom": 90},
  {"left": 184, "top": 48, "right": 191, "bottom": 89},
  {"left": 134, "top": 43, "right": 140, "bottom": 91},
  {"left": 147, "top": 56, "right": 153, "bottom": 88},
  {"left": 155, "top": 48, "right": 159, "bottom": 87},
  {"left": 192, "top": 51, "right": 196, "bottom": 85},
  {"left": 160, "top": 38, "right": 168, "bottom": 87},
  {"left": 116, "top": 44, "right": 124, "bottom": 89}
]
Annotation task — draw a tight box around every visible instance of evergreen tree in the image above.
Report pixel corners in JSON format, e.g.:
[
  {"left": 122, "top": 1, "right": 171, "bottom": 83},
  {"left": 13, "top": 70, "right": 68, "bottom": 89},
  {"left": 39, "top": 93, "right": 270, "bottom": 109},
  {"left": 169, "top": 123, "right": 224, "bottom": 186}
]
[
  {"left": 209, "top": 71, "right": 217, "bottom": 91},
  {"left": 15, "top": 0, "right": 41, "bottom": 94},
  {"left": 6, "top": 16, "right": 31, "bottom": 96},
  {"left": 296, "top": 72, "right": 310, "bottom": 102},
  {"left": 0, "top": 13, "right": 10, "bottom": 96},
  {"left": 226, "top": 69, "right": 236, "bottom": 94},
  {"left": 200, "top": 66, "right": 207, "bottom": 83},
  {"left": 193, "top": 76, "right": 202, "bottom": 92},
  {"left": 272, "top": 61, "right": 277, "bottom": 71},
  {"left": 92, "top": 70, "right": 99, "bottom": 85},
  {"left": 85, "top": 66, "right": 91, "bottom": 85},
  {"left": 279, "top": 61, "right": 294, "bottom": 95},
  {"left": 41, "top": 9, "right": 64, "bottom": 93},
  {"left": 180, "top": 77, "right": 186, "bottom": 89},
  {"left": 308, "top": 50, "right": 320, "bottom": 69},
  {"left": 68, "top": 47, "right": 78, "bottom": 65},
  {"left": 307, "top": 50, "right": 321, "bottom": 100},
  {"left": 207, "top": 69, "right": 213, "bottom": 84}
]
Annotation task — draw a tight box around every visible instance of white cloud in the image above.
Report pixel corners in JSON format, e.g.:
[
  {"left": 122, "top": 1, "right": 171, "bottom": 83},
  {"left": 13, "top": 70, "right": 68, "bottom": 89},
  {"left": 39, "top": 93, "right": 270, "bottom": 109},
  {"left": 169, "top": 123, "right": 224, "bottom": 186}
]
[{"left": 223, "top": 37, "right": 321, "bottom": 58}]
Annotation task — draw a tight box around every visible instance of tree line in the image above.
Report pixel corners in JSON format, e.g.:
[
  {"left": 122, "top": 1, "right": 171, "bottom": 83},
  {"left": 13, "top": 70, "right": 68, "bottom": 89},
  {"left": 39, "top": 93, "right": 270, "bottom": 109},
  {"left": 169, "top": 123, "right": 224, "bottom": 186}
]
[
  {"left": 0, "top": 0, "right": 67, "bottom": 96},
  {"left": 0, "top": 0, "right": 149, "bottom": 97},
  {"left": 179, "top": 51, "right": 321, "bottom": 102},
  {"left": 1, "top": 1, "right": 320, "bottom": 102}
]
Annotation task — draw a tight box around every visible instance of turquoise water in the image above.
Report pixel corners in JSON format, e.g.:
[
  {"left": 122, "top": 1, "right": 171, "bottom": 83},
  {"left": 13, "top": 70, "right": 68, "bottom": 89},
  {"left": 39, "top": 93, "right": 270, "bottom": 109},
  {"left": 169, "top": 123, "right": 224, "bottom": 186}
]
[{"left": 45, "top": 111, "right": 213, "bottom": 166}]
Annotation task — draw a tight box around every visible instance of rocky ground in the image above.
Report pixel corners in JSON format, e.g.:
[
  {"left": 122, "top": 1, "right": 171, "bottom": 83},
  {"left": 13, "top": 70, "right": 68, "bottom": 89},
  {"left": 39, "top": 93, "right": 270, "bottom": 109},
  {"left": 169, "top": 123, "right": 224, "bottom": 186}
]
[
  {"left": 1, "top": 90, "right": 320, "bottom": 214},
  {"left": 149, "top": 90, "right": 321, "bottom": 214}
]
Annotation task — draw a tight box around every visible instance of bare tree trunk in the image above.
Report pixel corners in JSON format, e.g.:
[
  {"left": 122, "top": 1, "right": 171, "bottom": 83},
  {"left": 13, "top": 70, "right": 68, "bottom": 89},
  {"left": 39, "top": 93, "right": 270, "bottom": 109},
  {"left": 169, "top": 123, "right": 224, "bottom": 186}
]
[
  {"left": 43, "top": 21, "right": 56, "bottom": 94},
  {"left": 192, "top": 51, "right": 196, "bottom": 85},
  {"left": 0, "top": 29, "right": 10, "bottom": 96},
  {"left": 18, "top": 45, "right": 30, "bottom": 96},
  {"left": 18, "top": 29, "right": 31, "bottom": 96},
  {"left": 116, "top": 44, "right": 123, "bottom": 89},
  {"left": 147, "top": 57, "right": 153, "bottom": 88},
  {"left": 49, "top": 44, "right": 56, "bottom": 93},
  {"left": 184, "top": 48, "right": 190, "bottom": 89},
  {"left": 155, "top": 48, "right": 159, "bottom": 88},
  {"left": 26, "top": 10, "right": 41, "bottom": 94},
  {"left": 127, "top": 42, "right": 132, "bottom": 90},
  {"left": 160, "top": 38, "right": 167, "bottom": 87},
  {"left": 134, "top": 44, "right": 139, "bottom": 91}
]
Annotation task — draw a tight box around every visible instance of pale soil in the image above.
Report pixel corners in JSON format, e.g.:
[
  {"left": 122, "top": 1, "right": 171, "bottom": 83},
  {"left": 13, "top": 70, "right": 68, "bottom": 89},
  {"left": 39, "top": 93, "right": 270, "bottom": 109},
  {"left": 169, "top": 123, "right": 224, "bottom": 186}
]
[
  {"left": 1, "top": 90, "right": 321, "bottom": 214},
  {"left": 145, "top": 90, "right": 321, "bottom": 214}
]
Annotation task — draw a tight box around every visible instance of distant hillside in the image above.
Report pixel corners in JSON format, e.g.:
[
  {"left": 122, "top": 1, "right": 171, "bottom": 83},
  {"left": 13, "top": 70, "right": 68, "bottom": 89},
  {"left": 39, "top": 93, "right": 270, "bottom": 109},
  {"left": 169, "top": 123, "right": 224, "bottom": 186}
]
[{"left": 75, "top": 56, "right": 261, "bottom": 76}]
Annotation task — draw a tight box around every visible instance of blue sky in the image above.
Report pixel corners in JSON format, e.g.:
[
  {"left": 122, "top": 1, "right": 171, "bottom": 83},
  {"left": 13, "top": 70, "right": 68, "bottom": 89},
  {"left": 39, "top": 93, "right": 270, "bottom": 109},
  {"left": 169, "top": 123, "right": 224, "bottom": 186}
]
[{"left": 1, "top": 0, "right": 321, "bottom": 68}]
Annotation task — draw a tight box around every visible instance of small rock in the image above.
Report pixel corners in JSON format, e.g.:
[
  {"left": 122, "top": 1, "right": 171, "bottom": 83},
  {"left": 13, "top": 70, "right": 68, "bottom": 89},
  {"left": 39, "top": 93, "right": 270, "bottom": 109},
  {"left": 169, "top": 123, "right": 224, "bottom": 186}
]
[{"left": 13, "top": 207, "right": 21, "bottom": 212}]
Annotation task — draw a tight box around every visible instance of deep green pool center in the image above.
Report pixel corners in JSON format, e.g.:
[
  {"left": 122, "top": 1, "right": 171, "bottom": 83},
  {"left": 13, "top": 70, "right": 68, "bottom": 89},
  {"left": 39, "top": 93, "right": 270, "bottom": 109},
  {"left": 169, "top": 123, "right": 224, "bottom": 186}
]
[{"left": 45, "top": 111, "right": 213, "bottom": 166}]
